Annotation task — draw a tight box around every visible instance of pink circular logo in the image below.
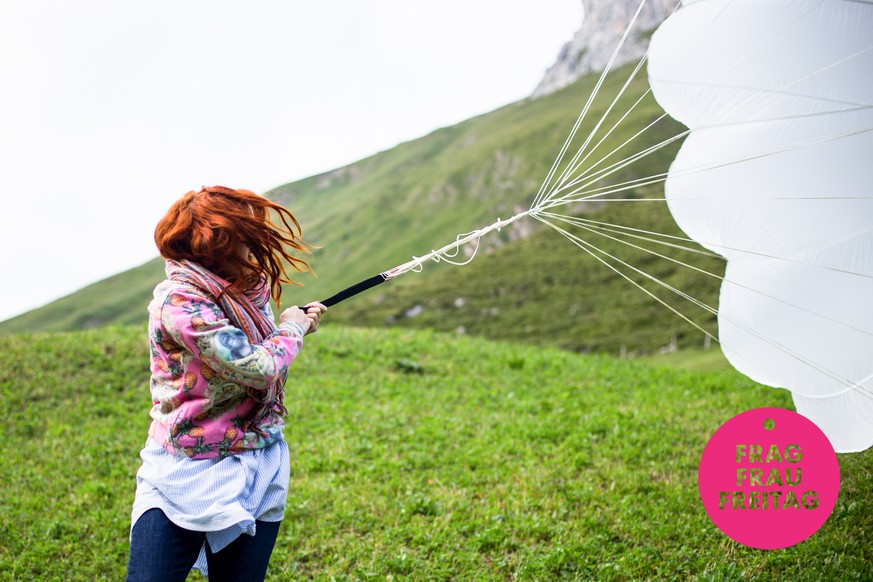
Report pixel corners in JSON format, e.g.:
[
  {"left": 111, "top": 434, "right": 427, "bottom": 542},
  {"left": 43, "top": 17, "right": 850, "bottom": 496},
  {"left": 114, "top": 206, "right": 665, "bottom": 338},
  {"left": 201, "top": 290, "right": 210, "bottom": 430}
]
[{"left": 698, "top": 407, "right": 840, "bottom": 549}]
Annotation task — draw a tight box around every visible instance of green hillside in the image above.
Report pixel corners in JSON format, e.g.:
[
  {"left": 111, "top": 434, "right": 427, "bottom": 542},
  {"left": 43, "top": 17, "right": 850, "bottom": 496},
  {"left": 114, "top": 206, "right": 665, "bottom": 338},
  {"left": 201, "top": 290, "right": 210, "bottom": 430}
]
[
  {"left": 0, "top": 66, "right": 720, "bottom": 357},
  {"left": 325, "top": 199, "right": 722, "bottom": 355},
  {"left": 1, "top": 325, "right": 870, "bottom": 580}
]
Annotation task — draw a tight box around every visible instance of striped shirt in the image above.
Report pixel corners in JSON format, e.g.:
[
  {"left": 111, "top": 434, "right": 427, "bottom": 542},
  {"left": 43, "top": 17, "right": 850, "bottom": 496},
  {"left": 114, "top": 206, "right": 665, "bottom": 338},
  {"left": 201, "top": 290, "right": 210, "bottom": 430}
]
[{"left": 130, "top": 435, "right": 289, "bottom": 577}]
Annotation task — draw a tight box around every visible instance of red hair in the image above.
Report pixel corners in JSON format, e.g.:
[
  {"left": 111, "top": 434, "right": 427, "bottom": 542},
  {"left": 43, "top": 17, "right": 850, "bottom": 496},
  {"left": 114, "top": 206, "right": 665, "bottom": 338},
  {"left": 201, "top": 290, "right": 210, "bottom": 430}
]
[{"left": 155, "top": 186, "right": 312, "bottom": 306}]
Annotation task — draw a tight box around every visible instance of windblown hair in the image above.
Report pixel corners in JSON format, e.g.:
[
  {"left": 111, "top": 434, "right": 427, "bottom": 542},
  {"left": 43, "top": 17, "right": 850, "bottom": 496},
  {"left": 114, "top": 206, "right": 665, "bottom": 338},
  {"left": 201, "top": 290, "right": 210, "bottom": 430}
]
[{"left": 155, "top": 186, "right": 312, "bottom": 306}]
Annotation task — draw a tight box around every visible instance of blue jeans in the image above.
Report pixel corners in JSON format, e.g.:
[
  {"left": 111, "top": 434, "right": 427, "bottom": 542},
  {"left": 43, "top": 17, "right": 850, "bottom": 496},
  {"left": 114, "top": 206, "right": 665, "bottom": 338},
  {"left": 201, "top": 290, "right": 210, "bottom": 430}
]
[{"left": 126, "top": 508, "right": 281, "bottom": 582}]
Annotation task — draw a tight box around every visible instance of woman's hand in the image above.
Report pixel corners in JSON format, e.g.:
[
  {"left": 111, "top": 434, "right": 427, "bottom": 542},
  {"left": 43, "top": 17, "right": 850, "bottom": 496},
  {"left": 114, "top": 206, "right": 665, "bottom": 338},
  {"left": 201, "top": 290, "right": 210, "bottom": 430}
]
[
  {"left": 301, "top": 302, "right": 327, "bottom": 335},
  {"left": 280, "top": 302, "right": 327, "bottom": 336},
  {"left": 279, "top": 306, "right": 311, "bottom": 334}
]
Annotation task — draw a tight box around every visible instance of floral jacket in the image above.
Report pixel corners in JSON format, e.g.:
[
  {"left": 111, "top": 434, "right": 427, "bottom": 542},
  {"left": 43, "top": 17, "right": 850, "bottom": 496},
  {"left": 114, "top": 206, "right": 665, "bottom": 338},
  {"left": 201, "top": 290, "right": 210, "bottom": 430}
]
[{"left": 147, "top": 279, "right": 305, "bottom": 458}]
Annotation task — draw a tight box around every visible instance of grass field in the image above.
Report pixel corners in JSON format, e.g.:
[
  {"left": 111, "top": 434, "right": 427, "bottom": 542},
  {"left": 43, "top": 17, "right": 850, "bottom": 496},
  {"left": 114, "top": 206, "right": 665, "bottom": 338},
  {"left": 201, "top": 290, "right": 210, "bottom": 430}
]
[{"left": 0, "top": 325, "right": 870, "bottom": 581}]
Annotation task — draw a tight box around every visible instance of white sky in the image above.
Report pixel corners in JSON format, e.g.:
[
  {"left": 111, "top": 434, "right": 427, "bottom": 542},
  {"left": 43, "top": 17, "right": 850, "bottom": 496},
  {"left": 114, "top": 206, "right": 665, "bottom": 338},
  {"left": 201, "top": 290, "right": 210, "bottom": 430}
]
[{"left": 0, "top": 1, "right": 582, "bottom": 322}]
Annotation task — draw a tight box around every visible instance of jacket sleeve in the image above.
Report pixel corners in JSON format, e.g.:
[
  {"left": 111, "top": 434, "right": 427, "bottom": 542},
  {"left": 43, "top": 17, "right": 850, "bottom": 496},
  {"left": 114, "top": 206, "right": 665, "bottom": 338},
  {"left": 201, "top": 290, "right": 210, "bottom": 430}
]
[{"left": 159, "top": 285, "right": 305, "bottom": 389}]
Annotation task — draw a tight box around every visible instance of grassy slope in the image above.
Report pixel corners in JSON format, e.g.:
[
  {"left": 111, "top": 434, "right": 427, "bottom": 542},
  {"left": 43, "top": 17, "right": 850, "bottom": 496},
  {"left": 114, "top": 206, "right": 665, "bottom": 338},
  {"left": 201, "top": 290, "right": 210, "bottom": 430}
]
[
  {"left": 266, "top": 63, "right": 685, "bottom": 306},
  {"left": 0, "top": 260, "right": 165, "bottom": 332},
  {"left": 0, "top": 66, "right": 721, "bottom": 359},
  {"left": 0, "top": 325, "right": 870, "bottom": 580}
]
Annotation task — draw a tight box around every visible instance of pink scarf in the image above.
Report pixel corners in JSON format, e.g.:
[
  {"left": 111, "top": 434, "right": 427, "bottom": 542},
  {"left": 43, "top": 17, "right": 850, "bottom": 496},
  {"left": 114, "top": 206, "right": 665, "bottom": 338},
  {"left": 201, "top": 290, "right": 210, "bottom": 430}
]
[{"left": 166, "top": 259, "right": 288, "bottom": 434}]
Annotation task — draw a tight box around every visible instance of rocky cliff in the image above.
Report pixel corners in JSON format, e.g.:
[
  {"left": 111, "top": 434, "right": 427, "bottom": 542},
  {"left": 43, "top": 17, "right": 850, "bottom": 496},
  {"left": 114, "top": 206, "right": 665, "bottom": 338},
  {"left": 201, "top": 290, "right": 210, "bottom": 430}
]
[{"left": 533, "top": 0, "right": 674, "bottom": 97}]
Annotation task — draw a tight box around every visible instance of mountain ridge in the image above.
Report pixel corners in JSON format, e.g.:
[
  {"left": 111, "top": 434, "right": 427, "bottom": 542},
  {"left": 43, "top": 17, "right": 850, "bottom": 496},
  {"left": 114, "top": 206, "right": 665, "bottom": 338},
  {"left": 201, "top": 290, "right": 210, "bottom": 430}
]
[{"left": 533, "top": 0, "right": 673, "bottom": 97}]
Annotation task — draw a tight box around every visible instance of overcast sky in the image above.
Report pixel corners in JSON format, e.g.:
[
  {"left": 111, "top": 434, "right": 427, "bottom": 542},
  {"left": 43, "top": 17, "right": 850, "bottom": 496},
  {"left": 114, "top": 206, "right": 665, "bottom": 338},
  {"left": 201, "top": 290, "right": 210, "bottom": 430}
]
[{"left": 0, "top": 1, "right": 582, "bottom": 322}]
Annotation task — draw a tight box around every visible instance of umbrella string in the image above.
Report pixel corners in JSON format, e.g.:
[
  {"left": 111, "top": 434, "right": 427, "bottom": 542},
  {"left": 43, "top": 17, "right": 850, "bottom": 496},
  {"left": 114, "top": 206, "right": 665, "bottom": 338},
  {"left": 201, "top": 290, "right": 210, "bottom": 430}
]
[{"left": 382, "top": 210, "right": 533, "bottom": 280}]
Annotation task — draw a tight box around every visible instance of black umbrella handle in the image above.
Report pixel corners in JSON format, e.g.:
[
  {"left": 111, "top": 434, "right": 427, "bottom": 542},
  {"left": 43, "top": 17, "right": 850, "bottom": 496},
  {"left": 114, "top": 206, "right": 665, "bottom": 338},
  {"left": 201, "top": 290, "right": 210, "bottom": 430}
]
[{"left": 303, "top": 273, "right": 388, "bottom": 312}]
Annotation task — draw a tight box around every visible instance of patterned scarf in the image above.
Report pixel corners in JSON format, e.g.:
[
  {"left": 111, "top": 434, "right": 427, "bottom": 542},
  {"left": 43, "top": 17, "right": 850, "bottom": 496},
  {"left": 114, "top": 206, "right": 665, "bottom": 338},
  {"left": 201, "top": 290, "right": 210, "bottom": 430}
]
[{"left": 165, "top": 259, "right": 288, "bottom": 434}]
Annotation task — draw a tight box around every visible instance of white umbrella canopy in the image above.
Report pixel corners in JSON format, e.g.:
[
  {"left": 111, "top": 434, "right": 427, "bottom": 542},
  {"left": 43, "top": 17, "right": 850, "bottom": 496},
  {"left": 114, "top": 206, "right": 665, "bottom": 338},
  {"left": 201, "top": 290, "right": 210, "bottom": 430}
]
[{"left": 648, "top": 0, "right": 873, "bottom": 452}]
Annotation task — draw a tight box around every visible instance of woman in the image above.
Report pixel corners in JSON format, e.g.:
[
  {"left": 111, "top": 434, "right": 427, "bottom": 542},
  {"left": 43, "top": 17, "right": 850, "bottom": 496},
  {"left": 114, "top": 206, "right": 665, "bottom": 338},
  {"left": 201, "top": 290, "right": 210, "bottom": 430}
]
[{"left": 126, "top": 186, "right": 326, "bottom": 581}]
